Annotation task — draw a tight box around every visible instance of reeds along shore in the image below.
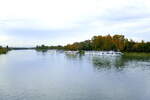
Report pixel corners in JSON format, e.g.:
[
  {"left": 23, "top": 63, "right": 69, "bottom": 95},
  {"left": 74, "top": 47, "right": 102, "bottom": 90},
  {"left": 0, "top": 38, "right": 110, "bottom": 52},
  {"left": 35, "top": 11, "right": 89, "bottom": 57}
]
[{"left": 0, "top": 47, "right": 9, "bottom": 54}]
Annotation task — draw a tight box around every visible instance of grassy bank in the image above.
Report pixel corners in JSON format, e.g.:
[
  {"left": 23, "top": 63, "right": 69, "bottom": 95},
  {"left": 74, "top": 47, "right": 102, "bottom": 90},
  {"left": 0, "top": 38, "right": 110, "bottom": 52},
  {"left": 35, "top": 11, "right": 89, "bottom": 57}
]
[
  {"left": 0, "top": 48, "right": 9, "bottom": 54},
  {"left": 123, "top": 52, "right": 150, "bottom": 60}
]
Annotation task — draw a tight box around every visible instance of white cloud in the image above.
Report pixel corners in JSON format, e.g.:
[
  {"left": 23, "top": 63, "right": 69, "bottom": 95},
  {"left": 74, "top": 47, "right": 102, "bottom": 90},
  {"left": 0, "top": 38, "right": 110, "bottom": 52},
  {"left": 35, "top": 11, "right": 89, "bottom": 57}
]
[
  {"left": 0, "top": 0, "right": 150, "bottom": 46},
  {"left": 0, "top": 0, "right": 97, "bottom": 29}
]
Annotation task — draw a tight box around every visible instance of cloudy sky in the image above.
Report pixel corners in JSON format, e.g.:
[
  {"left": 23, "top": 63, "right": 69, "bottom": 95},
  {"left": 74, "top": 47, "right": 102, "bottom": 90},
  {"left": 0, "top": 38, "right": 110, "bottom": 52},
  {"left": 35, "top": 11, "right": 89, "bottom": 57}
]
[{"left": 0, "top": 0, "right": 150, "bottom": 47}]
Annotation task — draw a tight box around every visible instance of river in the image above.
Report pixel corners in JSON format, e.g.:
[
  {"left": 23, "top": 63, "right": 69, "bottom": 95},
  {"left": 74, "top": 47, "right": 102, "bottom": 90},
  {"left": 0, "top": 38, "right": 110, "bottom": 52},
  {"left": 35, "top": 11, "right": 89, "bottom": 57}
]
[{"left": 0, "top": 50, "right": 150, "bottom": 100}]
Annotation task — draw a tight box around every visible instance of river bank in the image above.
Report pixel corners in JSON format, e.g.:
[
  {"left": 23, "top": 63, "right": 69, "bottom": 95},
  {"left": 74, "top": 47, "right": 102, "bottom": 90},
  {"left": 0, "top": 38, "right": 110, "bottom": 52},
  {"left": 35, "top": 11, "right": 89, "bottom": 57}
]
[{"left": 0, "top": 48, "right": 9, "bottom": 54}]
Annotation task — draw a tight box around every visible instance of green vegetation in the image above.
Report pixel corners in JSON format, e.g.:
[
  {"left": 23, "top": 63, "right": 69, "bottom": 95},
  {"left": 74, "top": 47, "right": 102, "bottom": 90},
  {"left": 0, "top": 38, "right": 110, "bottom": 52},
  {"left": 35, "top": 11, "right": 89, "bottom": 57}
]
[
  {"left": 0, "top": 46, "right": 9, "bottom": 54},
  {"left": 36, "top": 45, "right": 64, "bottom": 50},
  {"left": 78, "top": 50, "right": 85, "bottom": 55},
  {"left": 123, "top": 52, "right": 150, "bottom": 60},
  {"left": 36, "top": 34, "right": 150, "bottom": 52}
]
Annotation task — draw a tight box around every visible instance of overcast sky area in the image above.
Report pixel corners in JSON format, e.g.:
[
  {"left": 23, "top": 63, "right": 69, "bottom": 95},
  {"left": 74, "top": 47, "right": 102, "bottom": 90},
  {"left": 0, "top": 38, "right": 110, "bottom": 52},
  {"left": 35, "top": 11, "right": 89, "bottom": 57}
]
[{"left": 0, "top": 0, "right": 150, "bottom": 47}]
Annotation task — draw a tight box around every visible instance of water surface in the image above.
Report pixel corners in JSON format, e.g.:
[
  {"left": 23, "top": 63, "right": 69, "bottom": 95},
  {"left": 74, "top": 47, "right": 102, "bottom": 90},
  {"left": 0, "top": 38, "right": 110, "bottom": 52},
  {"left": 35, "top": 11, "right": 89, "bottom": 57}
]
[{"left": 0, "top": 50, "right": 150, "bottom": 100}]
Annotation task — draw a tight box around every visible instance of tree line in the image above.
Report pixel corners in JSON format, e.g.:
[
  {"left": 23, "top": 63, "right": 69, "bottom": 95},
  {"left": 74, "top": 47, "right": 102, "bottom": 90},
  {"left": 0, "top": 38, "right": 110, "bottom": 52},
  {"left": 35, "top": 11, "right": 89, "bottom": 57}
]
[{"left": 37, "top": 34, "right": 150, "bottom": 52}]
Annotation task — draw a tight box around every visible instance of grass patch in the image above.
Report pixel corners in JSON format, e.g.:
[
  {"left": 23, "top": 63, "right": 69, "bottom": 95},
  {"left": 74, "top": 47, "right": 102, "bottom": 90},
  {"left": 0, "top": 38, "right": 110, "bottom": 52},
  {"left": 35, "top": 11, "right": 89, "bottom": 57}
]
[
  {"left": 0, "top": 48, "right": 9, "bottom": 54},
  {"left": 123, "top": 52, "right": 150, "bottom": 60}
]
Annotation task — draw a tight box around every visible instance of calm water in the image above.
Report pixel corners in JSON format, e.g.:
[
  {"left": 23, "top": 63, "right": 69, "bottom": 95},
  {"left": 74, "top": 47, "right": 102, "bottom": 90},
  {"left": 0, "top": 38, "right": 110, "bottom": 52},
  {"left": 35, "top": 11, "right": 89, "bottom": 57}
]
[{"left": 0, "top": 50, "right": 150, "bottom": 100}]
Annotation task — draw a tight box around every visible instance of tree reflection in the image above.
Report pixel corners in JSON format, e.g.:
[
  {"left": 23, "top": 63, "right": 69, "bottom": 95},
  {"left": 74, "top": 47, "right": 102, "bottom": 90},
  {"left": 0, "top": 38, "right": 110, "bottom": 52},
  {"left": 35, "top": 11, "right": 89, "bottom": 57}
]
[
  {"left": 92, "top": 56, "right": 125, "bottom": 71},
  {"left": 92, "top": 53, "right": 150, "bottom": 71},
  {"left": 35, "top": 49, "right": 48, "bottom": 55},
  {"left": 65, "top": 53, "right": 84, "bottom": 60}
]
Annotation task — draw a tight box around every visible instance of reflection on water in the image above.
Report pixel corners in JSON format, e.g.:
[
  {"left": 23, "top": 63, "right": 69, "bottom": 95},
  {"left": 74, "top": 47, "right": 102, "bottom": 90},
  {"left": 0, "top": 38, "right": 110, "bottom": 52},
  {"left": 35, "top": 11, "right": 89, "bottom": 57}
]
[
  {"left": 64, "top": 51, "right": 150, "bottom": 71},
  {"left": 65, "top": 53, "right": 84, "bottom": 60},
  {"left": 0, "top": 50, "right": 150, "bottom": 100},
  {"left": 92, "top": 54, "right": 150, "bottom": 71},
  {"left": 92, "top": 56, "right": 124, "bottom": 70},
  {"left": 35, "top": 49, "right": 48, "bottom": 55}
]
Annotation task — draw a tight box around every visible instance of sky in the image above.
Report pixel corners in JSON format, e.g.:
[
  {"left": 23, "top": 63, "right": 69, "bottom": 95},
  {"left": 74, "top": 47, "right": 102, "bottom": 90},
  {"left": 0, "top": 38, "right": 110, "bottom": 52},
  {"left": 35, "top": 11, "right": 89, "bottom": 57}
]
[{"left": 0, "top": 0, "right": 150, "bottom": 47}]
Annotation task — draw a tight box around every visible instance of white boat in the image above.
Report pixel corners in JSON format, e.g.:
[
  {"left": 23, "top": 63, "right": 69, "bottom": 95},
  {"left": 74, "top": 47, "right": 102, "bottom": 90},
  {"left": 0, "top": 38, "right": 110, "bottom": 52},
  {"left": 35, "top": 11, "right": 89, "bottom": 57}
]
[{"left": 85, "top": 51, "right": 123, "bottom": 56}]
